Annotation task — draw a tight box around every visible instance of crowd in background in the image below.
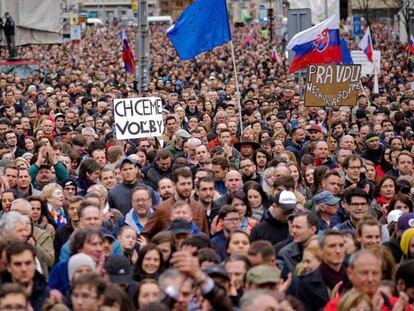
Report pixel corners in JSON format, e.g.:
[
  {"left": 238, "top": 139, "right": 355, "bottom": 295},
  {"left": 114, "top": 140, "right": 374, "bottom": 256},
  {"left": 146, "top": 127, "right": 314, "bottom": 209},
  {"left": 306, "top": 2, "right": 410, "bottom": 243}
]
[{"left": 0, "top": 17, "right": 412, "bottom": 311}]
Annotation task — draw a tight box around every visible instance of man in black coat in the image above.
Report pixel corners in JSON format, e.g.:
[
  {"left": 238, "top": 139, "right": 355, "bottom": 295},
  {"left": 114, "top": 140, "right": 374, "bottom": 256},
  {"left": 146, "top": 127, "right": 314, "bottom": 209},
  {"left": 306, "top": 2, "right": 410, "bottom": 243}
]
[
  {"left": 251, "top": 190, "right": 296, "bottom": 245},
  {"left": 297, "top": 230, "right": 349, "bottom": 311}
]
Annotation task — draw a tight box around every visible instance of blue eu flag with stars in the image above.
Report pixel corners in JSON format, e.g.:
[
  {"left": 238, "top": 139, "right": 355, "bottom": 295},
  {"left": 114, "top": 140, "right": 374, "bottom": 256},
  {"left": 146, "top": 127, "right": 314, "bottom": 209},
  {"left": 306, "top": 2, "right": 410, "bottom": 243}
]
[{"left": 167, "top": 0, "right": 232, "bottom": 61}]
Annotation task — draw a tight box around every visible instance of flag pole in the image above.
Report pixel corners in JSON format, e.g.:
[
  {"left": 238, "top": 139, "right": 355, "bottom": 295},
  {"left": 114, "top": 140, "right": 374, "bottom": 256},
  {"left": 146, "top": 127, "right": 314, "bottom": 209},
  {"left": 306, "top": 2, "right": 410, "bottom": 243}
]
[{"left": 229, "top": 40, "right": 244, "bottom": 133}]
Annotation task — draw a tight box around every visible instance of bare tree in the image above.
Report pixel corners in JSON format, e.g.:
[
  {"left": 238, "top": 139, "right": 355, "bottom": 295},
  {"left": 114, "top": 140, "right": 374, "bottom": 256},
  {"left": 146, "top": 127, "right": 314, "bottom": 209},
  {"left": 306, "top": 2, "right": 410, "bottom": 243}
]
[{"left": 383, "top": 0, "right": 413, "bottom": 36}]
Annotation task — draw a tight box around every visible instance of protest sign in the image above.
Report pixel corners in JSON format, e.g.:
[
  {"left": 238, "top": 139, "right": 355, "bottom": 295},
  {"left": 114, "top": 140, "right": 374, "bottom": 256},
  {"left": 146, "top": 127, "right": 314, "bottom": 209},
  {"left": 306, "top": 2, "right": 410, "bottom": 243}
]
[
  {"left": 350, "top": 50, "right": 381, "bottom": 76},
  {"left": 304, "top": 64, "right": 362, "bottom": 107},
  {"left": 113, "top": 97, "right": 164, "bottom": 140},
  {"left": 70, "top": 25, "right": 81, "bottom": 41}
]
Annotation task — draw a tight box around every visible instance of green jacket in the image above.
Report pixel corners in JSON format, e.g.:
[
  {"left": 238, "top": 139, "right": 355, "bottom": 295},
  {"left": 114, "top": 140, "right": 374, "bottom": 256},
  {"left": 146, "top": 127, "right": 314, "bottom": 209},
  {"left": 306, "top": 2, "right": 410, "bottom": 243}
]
[{"left": 28, "top": 162, "right": 69, "bottom": 190}]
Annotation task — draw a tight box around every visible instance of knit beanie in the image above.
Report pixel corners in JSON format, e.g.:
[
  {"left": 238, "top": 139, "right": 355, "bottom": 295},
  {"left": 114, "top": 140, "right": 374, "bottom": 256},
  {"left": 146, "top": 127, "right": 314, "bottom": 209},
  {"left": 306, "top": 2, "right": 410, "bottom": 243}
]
[
  {"left": 400, "top": 228, "right": 414, "bottom": 256},
  {"left": 68, "top": 253, "right": 96, "bottom": 281}
]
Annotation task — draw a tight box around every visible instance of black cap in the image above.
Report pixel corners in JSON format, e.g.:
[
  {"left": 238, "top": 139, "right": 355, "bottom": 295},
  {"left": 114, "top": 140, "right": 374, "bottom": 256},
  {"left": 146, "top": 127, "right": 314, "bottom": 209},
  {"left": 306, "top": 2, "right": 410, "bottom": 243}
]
[
  {"left": 104, "top": 255, "right": 132, "bottom": 284},
  {"left": 119, "top": 156, "right": 138, "bottom": 169},
  {"left": 168, "top": 219, "right": 192, "bottom": 234},
  {"left": 60, "top": 177, "right": 77, "bottom": 190},
  {"left": 60, "top": 125, "right": 73, "bottom": 134},
  {"left": 204, "top": 264, "right": 230, "bottom": 281}
]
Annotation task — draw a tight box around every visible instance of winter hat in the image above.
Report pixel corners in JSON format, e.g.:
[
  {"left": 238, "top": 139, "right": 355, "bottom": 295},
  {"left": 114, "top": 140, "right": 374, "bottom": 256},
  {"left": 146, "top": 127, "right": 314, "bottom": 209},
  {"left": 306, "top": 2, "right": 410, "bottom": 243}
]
[
  {"left": 68, "top": 253, "right": 96, "bottom": 281},
  {"left": 400, "top": 228, "right": 414, "bottom": 256}
]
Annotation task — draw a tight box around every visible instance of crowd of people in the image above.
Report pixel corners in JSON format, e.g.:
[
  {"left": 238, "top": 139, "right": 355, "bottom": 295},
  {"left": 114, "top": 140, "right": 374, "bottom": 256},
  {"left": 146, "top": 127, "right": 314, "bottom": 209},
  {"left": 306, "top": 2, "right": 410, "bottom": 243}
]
[{"left": 0, "top": 15, "right": 412, "bottom": 311}]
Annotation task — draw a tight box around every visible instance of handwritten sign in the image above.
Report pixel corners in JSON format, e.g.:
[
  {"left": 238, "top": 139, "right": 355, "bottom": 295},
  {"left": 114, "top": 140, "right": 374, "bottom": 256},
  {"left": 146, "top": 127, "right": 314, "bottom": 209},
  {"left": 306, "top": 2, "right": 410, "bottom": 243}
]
[
  {"left": 304, "top": 64, "right": 362, "bottom": 107},
  {"left": 351, "top": 50, "right": 381, "bottom": 76},
  {"left": 113, "top": 97, "right": 164, "bottom": 140}
]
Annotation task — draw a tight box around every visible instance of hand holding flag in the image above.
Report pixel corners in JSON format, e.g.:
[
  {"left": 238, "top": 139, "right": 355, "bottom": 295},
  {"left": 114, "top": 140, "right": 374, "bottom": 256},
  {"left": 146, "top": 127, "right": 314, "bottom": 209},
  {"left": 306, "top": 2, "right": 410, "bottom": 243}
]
[{"left": 409, "top": 35, "right": 414, "bottom": 53}]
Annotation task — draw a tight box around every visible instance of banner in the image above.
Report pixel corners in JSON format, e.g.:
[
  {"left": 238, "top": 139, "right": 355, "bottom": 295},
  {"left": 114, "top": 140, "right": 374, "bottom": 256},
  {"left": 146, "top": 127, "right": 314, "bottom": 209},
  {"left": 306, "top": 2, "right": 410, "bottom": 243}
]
[
  {"left": 113, "top": 97, "right": 164, "bottom": 140},
  {"left": 350, "top": 50, "right": 381, "bottom": 76},
  {"left": 70, "top": 25, "right": 81, "bottom": 41},
  {"left": 304, "top": 64, "right": 362, "bottom": 107}
]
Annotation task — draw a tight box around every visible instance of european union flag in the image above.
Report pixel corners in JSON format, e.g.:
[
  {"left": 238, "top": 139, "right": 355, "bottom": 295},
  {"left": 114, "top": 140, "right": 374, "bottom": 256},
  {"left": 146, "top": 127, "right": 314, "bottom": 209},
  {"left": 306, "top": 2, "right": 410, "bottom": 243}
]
[{"left": 167, "top": 0, "right": 232, "bottom": 61}]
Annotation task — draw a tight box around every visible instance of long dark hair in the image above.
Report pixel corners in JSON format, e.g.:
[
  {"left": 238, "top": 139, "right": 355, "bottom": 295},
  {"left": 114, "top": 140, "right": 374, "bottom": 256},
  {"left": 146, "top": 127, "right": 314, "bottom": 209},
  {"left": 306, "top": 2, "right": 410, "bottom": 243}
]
[
  {"left": 133, "top": 243, "right": 164, "bottom": 282},
  {"left": 373, "top": 175, "right": 396, "bottom": 199},
  {"left": 243, "top": 181, "right": 271, "bottom": 209}
]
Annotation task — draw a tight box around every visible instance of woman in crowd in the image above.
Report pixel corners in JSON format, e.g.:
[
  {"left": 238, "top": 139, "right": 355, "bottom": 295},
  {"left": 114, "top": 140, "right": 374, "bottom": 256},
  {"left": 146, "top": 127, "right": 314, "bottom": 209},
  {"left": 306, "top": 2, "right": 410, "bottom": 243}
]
[
  {"left": 226, "top": 230, "right": 251, "bottom": 257},
  {"left": 133, "top": 243, "right": 164, "bottom": 282},
  {"left": 134, "top": 279, "right": 161, "bottom": 310},
  {"left": 28, "top": 196, "right": 55, "bottom": 240},
  {"left": 227, "top": 191, "right": 258, "bottom": 234},
  {"left": 243, "top": 181, "right": 271, "bottom": 222}
]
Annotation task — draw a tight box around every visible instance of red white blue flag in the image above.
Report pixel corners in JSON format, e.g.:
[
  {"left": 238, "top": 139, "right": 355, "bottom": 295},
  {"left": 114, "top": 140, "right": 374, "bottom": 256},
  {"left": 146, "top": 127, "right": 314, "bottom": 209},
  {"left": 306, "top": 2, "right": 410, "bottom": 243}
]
[
  {"left": 242, "top": 30, "right": 254, "bottom": 48},
  {"left": 287, "top": 15, "right": 341, "bottom": 74},
  {"left": 119, "top": 30, "right": 136, "bottom": 73},
  {"left": 271, "top": 47, "right": 282, "bottom": 63},
  {"left": 358, "top": 27, "right": 373, "bottom": 63},
  {"left": 409, "top": 34, "right": 414, "bottom": 53}
]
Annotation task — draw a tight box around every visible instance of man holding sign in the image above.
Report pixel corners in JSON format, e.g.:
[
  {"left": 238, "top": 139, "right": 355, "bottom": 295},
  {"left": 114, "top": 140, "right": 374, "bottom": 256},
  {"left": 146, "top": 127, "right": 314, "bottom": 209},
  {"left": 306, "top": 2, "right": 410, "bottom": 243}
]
[{"left": 113, "top": 97, "right": 165, "bottom": 140}]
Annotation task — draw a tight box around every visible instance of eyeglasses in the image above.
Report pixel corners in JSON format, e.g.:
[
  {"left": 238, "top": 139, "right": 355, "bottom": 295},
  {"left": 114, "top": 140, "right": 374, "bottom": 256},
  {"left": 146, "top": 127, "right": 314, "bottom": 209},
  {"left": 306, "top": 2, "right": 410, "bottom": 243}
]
[
  {"left": 71, "top": 292, "right": 98, "bottom": 301},
  {"left": 224, "top": 218, "right": 240, "bottom": 223}
]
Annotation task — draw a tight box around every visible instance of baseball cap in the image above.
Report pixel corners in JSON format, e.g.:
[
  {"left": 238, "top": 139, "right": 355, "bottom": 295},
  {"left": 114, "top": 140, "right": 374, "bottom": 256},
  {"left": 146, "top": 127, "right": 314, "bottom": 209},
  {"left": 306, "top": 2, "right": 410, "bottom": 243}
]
[
  {"left": 168, "top": 219, "right": 192, "bottom": 234},
  {"left": 246, "top": 265, "right": 281, "bottom": 285},
  {"left": 104, "top": 255, "right": 132, "bottom": 284},
  {"left": 276, "top": 111, "right": 287, "bottom": 119},
  {"left": 60, "top": 177, "right": 77, "bottom": 189},
  {"left": 204, "top": 264, "right": 230, "bottom": 281},
  {"left": 308, "top": 124, "right": 322, "bottom": 132},
  {"left": 387, "top": 209, "right": 403, "bottom": 224},
  {"left": 313, "top": 191, "right": 340, "bottom": 206},
  {"left": 273, "top": 190, "right": 297, "bottom": 213},
  {"left": 403, "top": 131, "right": 414, "bottom": 139},
  {"left": 54, "top": 113, "right": 65, "bottom": 120},
  {"left": 60, "top": 125, "right": 73, "bottom": 134},
  {"left": 397, "top": 213, "right": 414, "bottom": 233},
  {"left": 119, "top": 156, "right": 138, "bottom": 169},
  {"left": 175, "top": 129, "right": 192, "bottom": 139},
  {"left": 100, "top": 228, "right": 116, "bottom": 241}
]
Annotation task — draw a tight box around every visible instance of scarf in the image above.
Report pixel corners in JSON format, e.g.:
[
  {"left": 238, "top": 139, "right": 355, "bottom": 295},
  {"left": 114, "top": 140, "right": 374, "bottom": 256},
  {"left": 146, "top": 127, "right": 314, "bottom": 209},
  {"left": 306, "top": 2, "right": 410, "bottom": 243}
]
[{"left": 319, "top": 261, "right": 349, "bottom": 290}]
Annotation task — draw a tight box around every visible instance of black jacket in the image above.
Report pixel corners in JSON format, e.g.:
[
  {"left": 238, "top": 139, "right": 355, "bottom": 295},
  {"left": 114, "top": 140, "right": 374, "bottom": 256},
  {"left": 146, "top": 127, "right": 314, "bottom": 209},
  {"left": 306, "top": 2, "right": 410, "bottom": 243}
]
[
  {"left": 1, "top": 271, "right": 49, "bottom": 311},
  {"left": 250, "top": 209, "right": 289, "bottom": 245},
  {"left": 53, "top": 223, "right": 74, "bottom": 262},
  {"left": 296, "top": 268, "right": 330, "bottom": 311},
  {"left": 277, "top": 242, "right": 303, "bottom": 273},
  {"left": 144, "top": 163, "right": 171, "bottom": 190}
]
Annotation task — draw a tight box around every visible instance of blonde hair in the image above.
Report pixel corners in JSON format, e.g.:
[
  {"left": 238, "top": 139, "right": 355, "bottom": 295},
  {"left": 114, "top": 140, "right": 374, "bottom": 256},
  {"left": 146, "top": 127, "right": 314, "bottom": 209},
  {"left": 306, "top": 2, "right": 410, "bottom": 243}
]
[
  {"left": 338, "top": 290, "right": 373, "bottom": 311},
  {"left": 40, "top": 183, "right": 63, "bottom": 202}
]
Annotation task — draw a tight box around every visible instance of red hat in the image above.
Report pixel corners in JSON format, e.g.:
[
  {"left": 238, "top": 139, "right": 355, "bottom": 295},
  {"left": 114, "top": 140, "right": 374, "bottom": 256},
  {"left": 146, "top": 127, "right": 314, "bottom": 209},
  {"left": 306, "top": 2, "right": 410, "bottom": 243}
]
[{"left": 308, "top": 124, "right": 322, "bottom": 132}]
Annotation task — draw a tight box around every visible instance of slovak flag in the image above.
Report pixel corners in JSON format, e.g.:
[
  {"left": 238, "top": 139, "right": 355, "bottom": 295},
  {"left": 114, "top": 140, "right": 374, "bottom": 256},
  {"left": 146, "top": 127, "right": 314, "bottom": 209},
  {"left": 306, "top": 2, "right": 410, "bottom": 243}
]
[
  {"left": 409, "top": 35, "right": 414, "bottom": 53},
  {"left": 242, "top": 30, "right": 254, "bottom": 48},
  {"left": 118, "top": 30, "right": 136, "bottom": 73},
  {"left": 287, "top": 15, "right": 341, "bottom": 74},
  {"left": 358, "top": 27, "right": 373, "bottom": 63},
  {"left": 271, "top": 48, "right": 282, "bottom": 63}
]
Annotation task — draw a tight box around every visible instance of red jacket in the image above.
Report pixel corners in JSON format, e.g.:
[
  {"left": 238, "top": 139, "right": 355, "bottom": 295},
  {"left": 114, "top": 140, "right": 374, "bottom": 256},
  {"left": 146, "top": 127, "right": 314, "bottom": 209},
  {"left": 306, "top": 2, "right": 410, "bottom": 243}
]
[{"left": 324, "top": 294, "right": 412, "bottom": 311}]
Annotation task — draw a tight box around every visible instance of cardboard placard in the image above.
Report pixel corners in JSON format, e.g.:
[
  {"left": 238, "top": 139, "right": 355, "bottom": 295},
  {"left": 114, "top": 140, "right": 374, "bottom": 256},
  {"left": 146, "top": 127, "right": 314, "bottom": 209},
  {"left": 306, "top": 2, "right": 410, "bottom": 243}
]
[
  {"left": 304, "top": 64, "right": 362, "bottom": 107},
  {"left": 113, "top": 97, "right": 165, "bottom": 140}
]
